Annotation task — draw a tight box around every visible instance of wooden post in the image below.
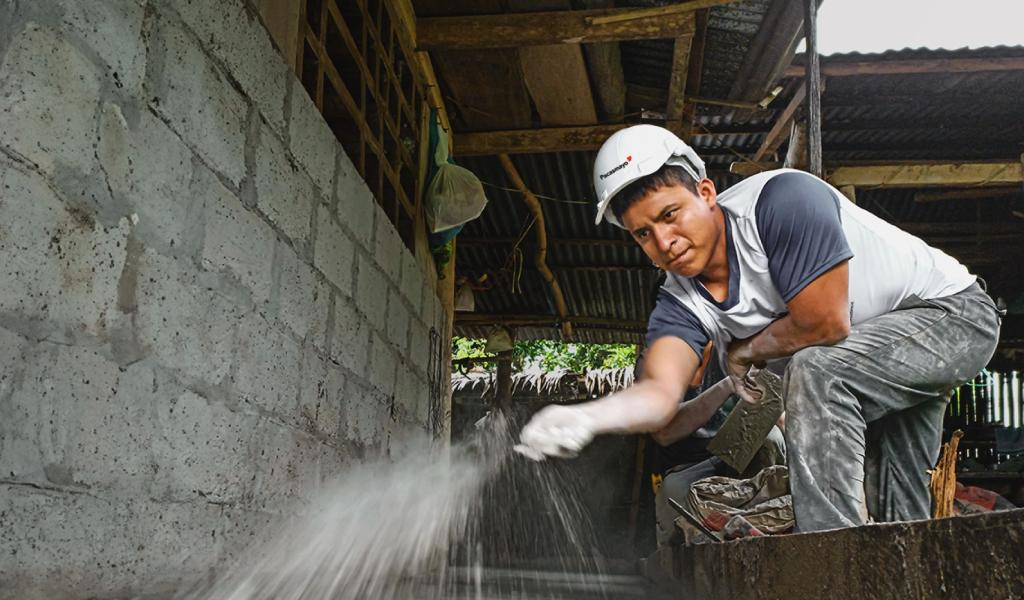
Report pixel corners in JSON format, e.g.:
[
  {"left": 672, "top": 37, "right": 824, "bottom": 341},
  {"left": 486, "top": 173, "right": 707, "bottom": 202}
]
[
  {"left": 803, "top": 0, "right": 823, "bottom": 178},
  {"left": 839, "top": 185, "right": 857, "bottom": 204},
  {"left": 495, "top": 349, "right": 514, "bottom": 414},
  {"left": 494, "top": 326, "right": 515, "bottom": 414}
]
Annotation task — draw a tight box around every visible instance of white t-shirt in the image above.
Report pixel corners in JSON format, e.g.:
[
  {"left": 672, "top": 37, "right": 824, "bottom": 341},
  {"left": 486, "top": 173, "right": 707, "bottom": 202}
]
[{"left": 647, "top": 169, "right": 976, "bottom": 360}]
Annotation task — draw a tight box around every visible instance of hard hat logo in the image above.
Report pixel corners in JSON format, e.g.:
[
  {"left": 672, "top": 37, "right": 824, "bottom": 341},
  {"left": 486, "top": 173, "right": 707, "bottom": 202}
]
[{"left": 598, "top": 156, "right": 632, "bottom": 180}]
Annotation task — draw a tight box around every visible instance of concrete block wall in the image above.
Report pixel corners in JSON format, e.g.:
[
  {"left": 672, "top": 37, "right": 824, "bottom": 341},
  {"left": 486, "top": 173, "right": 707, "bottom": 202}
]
[{"left": 0, "top": 1, "right": 445, "bottom": 598}]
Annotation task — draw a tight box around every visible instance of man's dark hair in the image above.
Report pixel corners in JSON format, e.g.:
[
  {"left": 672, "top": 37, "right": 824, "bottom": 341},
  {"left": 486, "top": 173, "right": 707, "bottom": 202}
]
[{"left": 610, "top": 164, "right": 699, "bottom": 225}]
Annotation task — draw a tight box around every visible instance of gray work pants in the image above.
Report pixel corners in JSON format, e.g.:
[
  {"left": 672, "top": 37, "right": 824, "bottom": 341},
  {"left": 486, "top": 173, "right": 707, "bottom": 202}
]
[{"left": 784, "top": 282, "right": 1001, "bottom": 532}]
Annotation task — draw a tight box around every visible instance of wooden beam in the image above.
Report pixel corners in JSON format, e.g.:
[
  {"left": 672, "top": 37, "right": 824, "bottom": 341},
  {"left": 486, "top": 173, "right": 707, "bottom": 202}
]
[
  {"left": 783, "top": 56, "right": 1024, "bottom": 78},
  {"left": 803, "top": 0, "right": 823, "bottom": 178},
  {"left": 457, "top": 123, "right": 629, "bottom": 155},
  {"left": 459, "top": 236, "right": 634, "bottom": 247},
  {"left": 499, "top": 154, "right": 573, "bottom": 339},
  {"left": 753, "top": 81, "right": 806, "bottom": 162},
  {"left": 915, "top": 186, "right": 1022, "bottom": 203},
  {"left": 679, "top": 8, "right": 709, "bottom": 139},
  {"left": 665, "top": 16, "right": 697, "bottom": 132},
  {"left": 417, "top": 3, "right": 709, "bottom": 49},
  {"left": 456, "top": 313, "right": 647, "bottom": 330},
  {"left": 391, "top": 0, "right": 452, "bottom": 133},
  {"left": 828, "top": 161, "right": 1024, "bottom": 188}
]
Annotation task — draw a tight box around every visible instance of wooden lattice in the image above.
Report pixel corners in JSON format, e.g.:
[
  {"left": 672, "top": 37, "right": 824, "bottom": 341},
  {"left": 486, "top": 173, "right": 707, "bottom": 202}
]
[{"left": 297, "top": 0, "right": 427, "bottom": 249}]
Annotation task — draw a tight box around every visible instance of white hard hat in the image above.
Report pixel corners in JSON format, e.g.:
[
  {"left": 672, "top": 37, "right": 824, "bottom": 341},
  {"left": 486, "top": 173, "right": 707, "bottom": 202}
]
[{"left": 592, "top": 124, "right": 707, "bottom": 228}]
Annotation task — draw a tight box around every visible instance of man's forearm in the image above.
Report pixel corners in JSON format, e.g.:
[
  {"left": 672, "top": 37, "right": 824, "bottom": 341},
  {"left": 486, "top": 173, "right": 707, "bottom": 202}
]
[
  {"left": 738, "top": 311, "right": 848, "bottom": 365},
  {"left": 651, "top": 378, "right": 734, "bottom": 446},
  {"left": 576, "top": 379, "right": 682, "bottom": 436}
]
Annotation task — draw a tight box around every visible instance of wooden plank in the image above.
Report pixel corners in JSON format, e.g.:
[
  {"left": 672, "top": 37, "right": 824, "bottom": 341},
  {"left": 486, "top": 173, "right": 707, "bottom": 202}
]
[
  {"left": 753, "top": 81, "right": 806, "bottom": 162},
  {"left": 828, "top": 161, "right": 1024, "bottom": 188},
  {"left": 783, "top": 121, "right": 807, "bottom": 170},
  {"left": 784, "top": 56, "right": 1024, "bottom": 78},
  {"left": 577, "top": 0, "right": 626, "bottom": 122},
  {"left": 417, "top": 4, "right": 701, "bottom": 49},
  {"left": 519, "top": 44, "right": 599, "bottom": 126},
  {"left": 510, "top": 0, "right": 598, "bottom": 127},
  {"left": 457, "top": 123, "right": 628, "bottom": 155},
  {"left": 432, "top": 49, "right": 534, "bottom": 131},
  {"left": 665, "top": 24, "right": 696, "bottom": 132},
  {"left": 728, "top": 0, "right": 809, "bottom": 103}
]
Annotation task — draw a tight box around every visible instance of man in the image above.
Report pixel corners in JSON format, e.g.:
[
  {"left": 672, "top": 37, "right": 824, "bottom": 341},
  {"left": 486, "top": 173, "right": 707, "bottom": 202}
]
[{"left": 516, "top": 124, "right": 1002, "bottom": 531}]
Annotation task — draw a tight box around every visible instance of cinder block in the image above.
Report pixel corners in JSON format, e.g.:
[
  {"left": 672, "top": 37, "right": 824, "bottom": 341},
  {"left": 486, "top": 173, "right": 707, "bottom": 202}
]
[
  {"left": 233, "top": 312, "right": 300, "bottom": 421},
  {"left": 368, "top": 333, "right": 398, "bottom": 397},
  {"left": 247, "top": 418, "right": 324, "bottom": 508},
  {"left": 0, "top": 161, "right": 129, "bottom": 340},
  {"left": 399, "top": 250, "right": 425, "bottom": 316},
  {"left": 386, "top": 288, "right": 410, "bottom": 352},
  {"left": 297, "top": 347, "right": 344, "bottom": 439},
  {"left": 171, "top": 0, "right": 288, "bottom": 131},
  {"left": 407, "top": 319, "right": 431, "bottom": 376},
  {"left": 98, "top": 103, "right": 201, "bottom": 253},
  {"left": 341, "top": 378, "right": 389, "bottom": 452},
  {"left": 0, "top": 488, "right": 229, "bottom": 600},
  {"left": 58, "top": 0, "right": 147, "bottom": 94},
  {"left": 330, "top": 296, "right": 369, "bottom": 377},
  {"left": 0, "top": 24, "right": 102, "bottom": 176},
  {"left": 334, "top": 154, "right": 375, "bottom": 249},
  {"left": 135, "top": 248, "right": 240, "bottom": 384},
  {"left": 1, "top": 345, "right": 152, "bottom": 494},
  {"left": 254, "top": 125, "right": 314, "bottom": 244},
  {"left": 276, "top": 241, "right": 330, "bottom": 351},
  {"left": 393, "top": 359, "right": 427, "bottom": 426},
  {"left": 313, "top": 205, "right": 355, "bottom": 295},
  {"left": 146, "top": 15, "right": 247, "bottom": 186},
  {"left": 288, "top": 87, "right": 337, "bottom": 194},
  {"left": 355, "top": 256, "right": 388, "bottom": 326},
  {"left": 373, "top": 203, "right": 404, "bottom": 281},
  {"left": 150, "top": 387, "right": 259, "bottom": 504},
  {"left": 202, "top": 176, "right": 276, "bottom": 306}
]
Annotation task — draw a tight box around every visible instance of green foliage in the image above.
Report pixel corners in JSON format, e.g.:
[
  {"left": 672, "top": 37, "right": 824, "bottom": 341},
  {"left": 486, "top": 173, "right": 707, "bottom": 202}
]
[{"left": 452, "top": 336, "right": 636, "bottom": 373}]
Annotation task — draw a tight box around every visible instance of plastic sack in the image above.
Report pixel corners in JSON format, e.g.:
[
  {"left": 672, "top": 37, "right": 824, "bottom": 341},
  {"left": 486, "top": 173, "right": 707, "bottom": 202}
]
[{"left": 425, "top": 126, "right": 487, "bottom": 233}]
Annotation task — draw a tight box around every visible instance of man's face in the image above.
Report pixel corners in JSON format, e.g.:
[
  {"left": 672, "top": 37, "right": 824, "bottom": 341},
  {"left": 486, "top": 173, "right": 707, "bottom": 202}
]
[{"left": 620, "top": 180, "right": 720, "bottom": 278}]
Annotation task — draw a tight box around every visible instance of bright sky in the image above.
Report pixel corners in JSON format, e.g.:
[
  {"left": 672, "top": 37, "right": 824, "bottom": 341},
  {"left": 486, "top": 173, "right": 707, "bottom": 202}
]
[{"left": 800, "top": 0, "right": 1024, "bottom": 55}]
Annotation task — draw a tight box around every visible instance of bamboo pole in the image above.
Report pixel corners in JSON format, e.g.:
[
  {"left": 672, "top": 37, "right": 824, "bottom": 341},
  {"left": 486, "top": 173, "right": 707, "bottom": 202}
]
[{"left": 498, "top": 154, "right": 574, "bottom": 339}]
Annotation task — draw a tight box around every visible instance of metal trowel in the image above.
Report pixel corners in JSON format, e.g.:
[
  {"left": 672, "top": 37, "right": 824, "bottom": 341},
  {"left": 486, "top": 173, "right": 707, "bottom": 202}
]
[{"left": 707, "top": 369, "right": 784, "bottom": 473}]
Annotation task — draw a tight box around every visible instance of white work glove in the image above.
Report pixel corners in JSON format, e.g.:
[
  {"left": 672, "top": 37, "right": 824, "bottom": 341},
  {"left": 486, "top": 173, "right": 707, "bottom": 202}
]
[{"left": 514, "top": 404, "right": 595, "bottom": 461}]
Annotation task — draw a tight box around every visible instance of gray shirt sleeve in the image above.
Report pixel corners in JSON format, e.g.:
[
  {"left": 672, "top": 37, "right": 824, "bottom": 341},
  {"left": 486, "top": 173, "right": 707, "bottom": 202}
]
[
  {"left": 755, "top": 172, "right": 854, "bottom": 302},
  {"left": 646, "top": 288, "right": 710, "bottom": 361}
]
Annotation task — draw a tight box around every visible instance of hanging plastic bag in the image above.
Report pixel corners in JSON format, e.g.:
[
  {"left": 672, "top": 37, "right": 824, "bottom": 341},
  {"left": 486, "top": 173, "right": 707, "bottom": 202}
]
[{"left": 425, "top": 125, "right": 487, "bottom": 233}]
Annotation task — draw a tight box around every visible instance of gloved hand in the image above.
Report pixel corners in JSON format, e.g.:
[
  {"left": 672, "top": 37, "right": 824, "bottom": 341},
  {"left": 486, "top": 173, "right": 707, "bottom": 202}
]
[{"left": 514, "top": 404, "right": 595, "bottom": 461}]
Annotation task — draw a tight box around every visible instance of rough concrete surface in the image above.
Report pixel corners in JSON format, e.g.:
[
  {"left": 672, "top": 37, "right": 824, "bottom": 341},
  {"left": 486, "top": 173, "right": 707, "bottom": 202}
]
[
  {"left": 648, "top": 508, "right": 1024, "bottom": 599},
  {"left": 0, "top": 1, "right": 444, "bottom": 598}
]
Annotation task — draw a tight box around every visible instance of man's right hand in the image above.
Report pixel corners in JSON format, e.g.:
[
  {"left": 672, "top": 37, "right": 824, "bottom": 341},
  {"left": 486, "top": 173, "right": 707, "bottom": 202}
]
[{"left": 514, "top": 404, "right": 596, "bottom": 461}]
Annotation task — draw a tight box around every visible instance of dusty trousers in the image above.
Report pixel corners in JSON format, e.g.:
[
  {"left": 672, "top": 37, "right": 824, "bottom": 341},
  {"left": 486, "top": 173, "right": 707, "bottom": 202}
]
[{"left": 783, "top": 281, "right": 1001, "bottom": 532}]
